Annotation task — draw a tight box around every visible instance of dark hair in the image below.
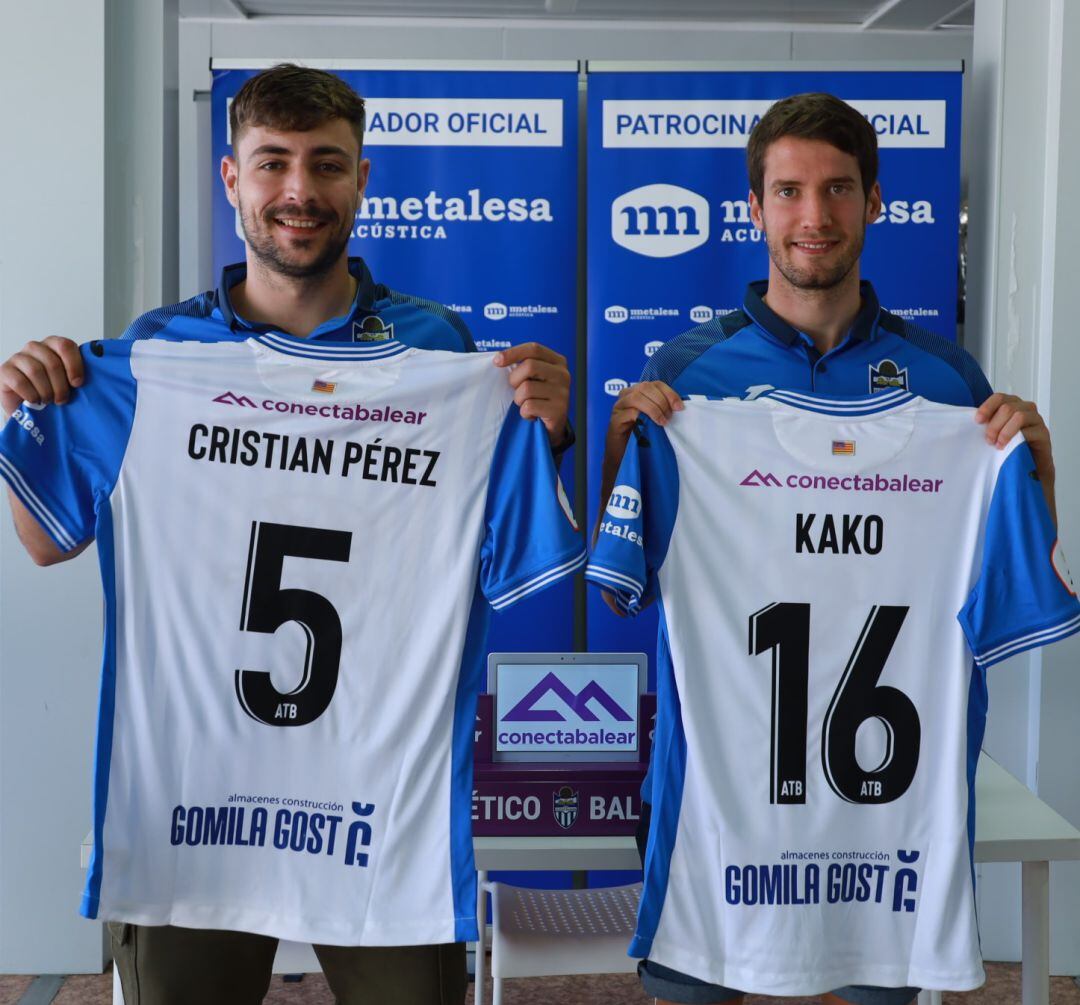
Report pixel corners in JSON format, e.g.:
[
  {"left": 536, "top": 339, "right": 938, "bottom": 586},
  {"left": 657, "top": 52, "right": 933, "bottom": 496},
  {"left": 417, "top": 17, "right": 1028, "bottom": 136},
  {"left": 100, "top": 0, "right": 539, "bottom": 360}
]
[
  {"left": 230, "top": 63, "right": 366, "bottom": 153},
  {"left": 746, "top": 93, "right": 878, "bottom": 201}
]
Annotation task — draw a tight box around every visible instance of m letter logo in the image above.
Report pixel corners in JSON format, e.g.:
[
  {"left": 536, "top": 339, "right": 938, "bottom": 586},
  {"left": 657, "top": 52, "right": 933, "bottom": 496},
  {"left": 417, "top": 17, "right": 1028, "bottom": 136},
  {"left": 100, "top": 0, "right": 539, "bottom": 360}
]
[
  {"left": 213, "top": 391, "right": 258, "bottom": 408},
  {"left": 504, "top": 673, "right": 633, "bottom": 723},
  {"left": 740, "top": 469, "right": 782, "bottom": 487},
  {"left": 611, "top": 184, "right": 710, "bottom": 258}
]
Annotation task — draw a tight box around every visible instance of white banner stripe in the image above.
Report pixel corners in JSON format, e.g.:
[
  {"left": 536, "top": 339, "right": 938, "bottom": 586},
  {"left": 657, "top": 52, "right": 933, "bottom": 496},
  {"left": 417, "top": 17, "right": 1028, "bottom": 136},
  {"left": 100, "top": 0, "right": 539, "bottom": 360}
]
[{"left": 603, "top": 99, "right": 946, "bottom": 149}]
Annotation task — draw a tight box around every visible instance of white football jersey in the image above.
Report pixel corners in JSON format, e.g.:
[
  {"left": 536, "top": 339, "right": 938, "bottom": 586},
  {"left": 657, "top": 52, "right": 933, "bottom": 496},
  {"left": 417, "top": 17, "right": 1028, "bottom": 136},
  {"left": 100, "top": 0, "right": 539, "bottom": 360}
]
[
  {"left": 0, "top": 334, "right": 584, "bottom": 945},
  {"left": 587, "top": 389, "right": 1079, "bottom": 994}
]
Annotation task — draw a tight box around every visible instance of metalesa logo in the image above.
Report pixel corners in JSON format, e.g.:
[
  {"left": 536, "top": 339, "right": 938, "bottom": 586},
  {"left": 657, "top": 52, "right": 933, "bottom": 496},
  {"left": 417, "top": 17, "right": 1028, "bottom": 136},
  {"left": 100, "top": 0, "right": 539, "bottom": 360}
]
[
  {"left": 606, "top": 484, "right": 642, "bottom": 519},
  {"left": 611, "top": 183, "right": 710, "bottom": 258}
]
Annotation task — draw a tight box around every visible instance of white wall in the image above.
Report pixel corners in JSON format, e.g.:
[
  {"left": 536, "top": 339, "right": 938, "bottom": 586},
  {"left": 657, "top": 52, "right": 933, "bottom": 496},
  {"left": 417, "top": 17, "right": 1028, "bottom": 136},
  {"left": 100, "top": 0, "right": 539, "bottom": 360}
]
[
  {"left": 0, "top": 0, "right": 109, "bottom": 974},
  {"left": 0, "top": 0, "right": 178, "bottom": 974},
  {"left": 967, "top": 0, "right": 1080, "bottom": 973}
]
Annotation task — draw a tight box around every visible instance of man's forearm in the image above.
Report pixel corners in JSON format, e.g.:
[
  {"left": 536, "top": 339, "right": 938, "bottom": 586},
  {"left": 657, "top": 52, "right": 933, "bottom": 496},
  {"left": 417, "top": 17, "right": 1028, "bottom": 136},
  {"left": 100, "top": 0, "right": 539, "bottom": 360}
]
[
  {"left": 1043, "top": 478, "right": 1058, "bottom": 530},
  {"left": 594, "top": 433, "right": 631, "bottom": 546},
  {"left": 6, "top": 488, "right": 88, "bottom": 566}
]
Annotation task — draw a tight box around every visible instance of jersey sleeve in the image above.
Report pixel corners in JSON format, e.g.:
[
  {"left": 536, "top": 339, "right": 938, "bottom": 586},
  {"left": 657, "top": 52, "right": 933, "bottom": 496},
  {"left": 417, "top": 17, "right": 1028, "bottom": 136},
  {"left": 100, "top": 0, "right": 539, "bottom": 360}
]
[
  {"left": 0, "top": 342, "right": 137, "bottom": 551},
  {"left": 585, "top": 419, "right": 680, "bottom": 614},
  {"left": 958, "top": 440, "right": 1080, "bottom": 668},
  {"left": 479, "top": 405, "right": 586, "bottom": 610}
]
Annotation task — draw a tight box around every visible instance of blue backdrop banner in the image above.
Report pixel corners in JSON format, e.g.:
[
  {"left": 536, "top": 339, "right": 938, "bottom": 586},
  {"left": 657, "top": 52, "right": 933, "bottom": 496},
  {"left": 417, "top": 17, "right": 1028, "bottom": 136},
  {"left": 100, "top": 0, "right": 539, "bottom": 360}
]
[
  {"left": 585, "top": 69, "right": 963, "bottom": 672},
  {"left": 212, "top": 66, "right": 581, "bottom": 656}
]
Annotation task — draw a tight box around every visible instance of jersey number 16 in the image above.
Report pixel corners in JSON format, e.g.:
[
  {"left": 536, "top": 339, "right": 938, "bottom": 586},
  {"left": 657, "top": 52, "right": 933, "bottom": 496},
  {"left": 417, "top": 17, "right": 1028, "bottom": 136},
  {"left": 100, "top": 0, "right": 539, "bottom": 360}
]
[{"left": 749, "top": 603, "right": 920, "bottom": 806}]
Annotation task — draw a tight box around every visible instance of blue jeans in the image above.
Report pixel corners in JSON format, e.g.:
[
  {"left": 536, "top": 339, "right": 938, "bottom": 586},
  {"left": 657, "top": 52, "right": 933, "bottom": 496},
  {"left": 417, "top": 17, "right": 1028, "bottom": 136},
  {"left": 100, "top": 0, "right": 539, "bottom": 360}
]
[{"left": 640, "top": 960, "right": 919, "bottom": 1005}]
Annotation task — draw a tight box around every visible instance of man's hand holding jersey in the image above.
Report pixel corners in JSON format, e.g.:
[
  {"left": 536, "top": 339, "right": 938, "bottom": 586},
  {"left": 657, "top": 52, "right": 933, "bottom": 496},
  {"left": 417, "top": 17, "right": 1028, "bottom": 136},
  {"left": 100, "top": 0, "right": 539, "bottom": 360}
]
[
  {"left": 1, "top": 337, "right": 89, "bottom": 565},
  {"left": 976, "top": 392, "right": 1057, "bottom": 525},
  {"left": 0, "top": 337, "right": 84, "bottom": 417},
  {"left": 493, "top": 342, "right": 572, "bottom": 450},
  {"left": 594, "top": 380, "right": 684, "bottom": 617}
]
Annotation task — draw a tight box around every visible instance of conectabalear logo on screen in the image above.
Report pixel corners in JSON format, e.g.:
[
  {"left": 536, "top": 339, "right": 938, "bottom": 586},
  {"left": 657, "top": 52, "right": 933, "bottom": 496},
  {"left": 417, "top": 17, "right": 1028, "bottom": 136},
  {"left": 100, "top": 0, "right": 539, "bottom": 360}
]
[{"left": 503, "top": 672, "right": 633, "bottom": 724}]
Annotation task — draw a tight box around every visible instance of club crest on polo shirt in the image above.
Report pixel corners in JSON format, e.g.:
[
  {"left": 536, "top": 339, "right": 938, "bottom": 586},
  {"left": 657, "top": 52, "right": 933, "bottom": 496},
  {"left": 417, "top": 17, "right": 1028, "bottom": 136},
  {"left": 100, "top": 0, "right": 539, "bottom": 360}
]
[
  {"left": 869, "top": 359, "right": 909, "bottom": 393},
  {"left": 353, "top": 316, "right": 393, "bottom": 342}
]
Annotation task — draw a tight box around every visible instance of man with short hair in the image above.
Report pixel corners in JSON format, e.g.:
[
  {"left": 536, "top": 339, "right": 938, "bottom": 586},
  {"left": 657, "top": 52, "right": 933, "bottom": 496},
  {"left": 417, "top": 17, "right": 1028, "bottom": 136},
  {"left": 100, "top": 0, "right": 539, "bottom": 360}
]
[
  {"left": 599, "top": 92, "right": 1056, "bottom": 1005},
  {"left": 1, "top": 63, "right": 572, "bottom": 1005}
]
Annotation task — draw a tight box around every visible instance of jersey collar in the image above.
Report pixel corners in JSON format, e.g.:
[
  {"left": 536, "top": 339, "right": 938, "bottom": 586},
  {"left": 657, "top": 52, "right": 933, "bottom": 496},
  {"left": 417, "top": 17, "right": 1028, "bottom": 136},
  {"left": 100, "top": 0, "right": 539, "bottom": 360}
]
[
  {"left": 763, "top": 387, "right": 916, "bottom": 415},
  {"left": 743, "top": 279, "right": 882, "bottom": 347},
  {"left": 217, "top": 257, "right": 381, "bottom": 338},
  {"left": 249, "top": 330, "right": 410, "bottom": 362}
]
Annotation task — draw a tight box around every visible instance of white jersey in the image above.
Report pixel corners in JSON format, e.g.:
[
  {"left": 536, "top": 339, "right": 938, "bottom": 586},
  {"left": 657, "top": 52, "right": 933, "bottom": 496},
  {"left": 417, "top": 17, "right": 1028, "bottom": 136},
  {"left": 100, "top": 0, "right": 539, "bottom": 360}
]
[
  {"left": 0, "top": 334, "right": 584, "bottom": 945},
  {"left": 587, "top": 389, "right": 1079, "bottom": 994}
]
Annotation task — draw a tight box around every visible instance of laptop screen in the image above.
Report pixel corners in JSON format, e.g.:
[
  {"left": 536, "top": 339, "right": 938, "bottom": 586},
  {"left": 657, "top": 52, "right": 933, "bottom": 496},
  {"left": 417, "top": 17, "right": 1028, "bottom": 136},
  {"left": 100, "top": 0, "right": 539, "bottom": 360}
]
[{"left": 486, "top": 653, "right": 647, "bottom": 762}]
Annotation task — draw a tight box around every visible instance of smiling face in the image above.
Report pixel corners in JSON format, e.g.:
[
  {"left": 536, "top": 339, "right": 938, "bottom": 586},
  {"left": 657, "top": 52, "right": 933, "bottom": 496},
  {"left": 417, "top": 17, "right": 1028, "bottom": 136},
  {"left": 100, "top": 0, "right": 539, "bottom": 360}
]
[
  {"left": 749, "top": 136, "right": 881, "bottom": 294},
  {"left": 221, "top": 118, "right": 370, "bottom": 279}
]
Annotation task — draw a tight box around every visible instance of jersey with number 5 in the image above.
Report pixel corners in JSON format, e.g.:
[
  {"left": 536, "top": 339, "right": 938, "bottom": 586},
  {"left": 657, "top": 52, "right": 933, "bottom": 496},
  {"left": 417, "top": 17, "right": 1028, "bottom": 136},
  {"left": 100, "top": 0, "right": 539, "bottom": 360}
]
[
  {"left": 586, "top": 389, "right": 1079, "bottom": 995},
  {"left": 0, "top": 335, "right": 585, "bottom": 945}
]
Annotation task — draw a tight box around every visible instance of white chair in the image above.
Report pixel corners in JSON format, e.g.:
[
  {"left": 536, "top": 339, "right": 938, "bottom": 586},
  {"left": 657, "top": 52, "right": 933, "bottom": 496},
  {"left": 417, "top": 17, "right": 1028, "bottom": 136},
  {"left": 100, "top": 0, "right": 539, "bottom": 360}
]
[{"left": 481, "top": 881, "right": 641, "bottom": 1004}]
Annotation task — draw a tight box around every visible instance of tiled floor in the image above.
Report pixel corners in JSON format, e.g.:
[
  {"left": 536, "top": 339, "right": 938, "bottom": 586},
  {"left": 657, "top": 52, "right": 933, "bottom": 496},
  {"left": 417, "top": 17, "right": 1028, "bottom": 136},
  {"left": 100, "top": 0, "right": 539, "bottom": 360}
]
[{"left": 1, "top": 964, "right": 1079, "bottom": 1004}]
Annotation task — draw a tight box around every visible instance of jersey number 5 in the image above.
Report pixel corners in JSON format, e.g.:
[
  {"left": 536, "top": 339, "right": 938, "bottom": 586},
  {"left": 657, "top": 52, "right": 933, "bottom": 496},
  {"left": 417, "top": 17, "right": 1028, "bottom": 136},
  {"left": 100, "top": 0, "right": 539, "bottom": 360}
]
[
  {"left": 236, "top": 521, "right": 353, "bottom": 727},
  {"left": 749, "top": 603, "right": 920, "bottom": 806}
]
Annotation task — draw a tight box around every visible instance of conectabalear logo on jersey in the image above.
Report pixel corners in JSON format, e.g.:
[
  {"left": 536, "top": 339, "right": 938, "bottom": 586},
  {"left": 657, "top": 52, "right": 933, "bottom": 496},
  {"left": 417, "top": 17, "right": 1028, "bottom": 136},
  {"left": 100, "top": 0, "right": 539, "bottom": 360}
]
[
  {"left": 739, "top": 470, "right": 944, "bottom": 493},
  {"left": 213, "top": 391, "right": 258, "bottom": 408},
  {"left": 211, "top": 391, "right": 429, "bottom": 426}
]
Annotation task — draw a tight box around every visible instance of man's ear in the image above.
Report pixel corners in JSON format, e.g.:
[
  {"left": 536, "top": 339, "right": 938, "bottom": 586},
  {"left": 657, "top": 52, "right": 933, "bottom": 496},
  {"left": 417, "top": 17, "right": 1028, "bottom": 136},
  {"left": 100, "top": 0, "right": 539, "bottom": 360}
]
[
  {"left": 865, "top": 180, "right": 882, "bottom": 225},
  {"left": 356, "top": 158, "right": 371, "bottom": 201},
  {"left": 749, "top": 188, "right": 765, "bottom": 233},
  {"left": 222, "top": 155, "right": 239, "bottom": 209}
]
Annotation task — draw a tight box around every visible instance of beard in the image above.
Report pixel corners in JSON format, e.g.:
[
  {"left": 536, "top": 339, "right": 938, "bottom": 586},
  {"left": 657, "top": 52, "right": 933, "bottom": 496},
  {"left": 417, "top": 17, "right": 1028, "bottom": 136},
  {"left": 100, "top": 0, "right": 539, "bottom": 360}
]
[
  {"left": 764, "top": 223, "right": 866, "bottom": 292},
  {"left": 237, "top": 194, "right": 354, "bottom": 279}
]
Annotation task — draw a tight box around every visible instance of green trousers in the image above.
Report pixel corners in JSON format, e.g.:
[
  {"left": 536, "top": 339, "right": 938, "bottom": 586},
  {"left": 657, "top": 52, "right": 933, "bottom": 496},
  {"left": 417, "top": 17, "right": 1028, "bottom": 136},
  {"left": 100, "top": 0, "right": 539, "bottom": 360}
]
[{"left": 108, "top": 923, "right": 467, "bottom": 1005}]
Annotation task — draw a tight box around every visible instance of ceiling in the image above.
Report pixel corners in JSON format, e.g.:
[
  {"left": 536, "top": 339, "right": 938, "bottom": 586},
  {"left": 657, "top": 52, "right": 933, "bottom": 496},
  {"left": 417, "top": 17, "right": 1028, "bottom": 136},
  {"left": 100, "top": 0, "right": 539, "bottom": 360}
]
[{"left": 180, "top": 0, "right": 975, "bottom": 31}]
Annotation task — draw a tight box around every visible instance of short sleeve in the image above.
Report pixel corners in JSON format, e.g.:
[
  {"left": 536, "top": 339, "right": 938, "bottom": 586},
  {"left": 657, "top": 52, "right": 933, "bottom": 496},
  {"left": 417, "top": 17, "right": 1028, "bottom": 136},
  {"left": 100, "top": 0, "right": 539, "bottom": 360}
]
[
  {"left": 959, "top": 440, "right": 1080, "bottom": 668},
  {"left": 479, "top": 406, "right": 586, "bottom": 610},
  {"left": 0, "top": 342, "right": 137, "bottom": 551},
  {"left": 585, "top": 419, "right": 680, "bottom": 614}
]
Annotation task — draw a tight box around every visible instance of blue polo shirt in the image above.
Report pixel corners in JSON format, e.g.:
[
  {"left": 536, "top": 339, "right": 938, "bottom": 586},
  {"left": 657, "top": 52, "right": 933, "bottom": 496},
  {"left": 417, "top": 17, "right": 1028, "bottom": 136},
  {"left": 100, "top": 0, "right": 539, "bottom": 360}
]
[
  {"left": 121, "top": 257, "right": 474, "bottom": 352},
  {"left": 643, "top": 279, "right": 991, "bottom": 406}
]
